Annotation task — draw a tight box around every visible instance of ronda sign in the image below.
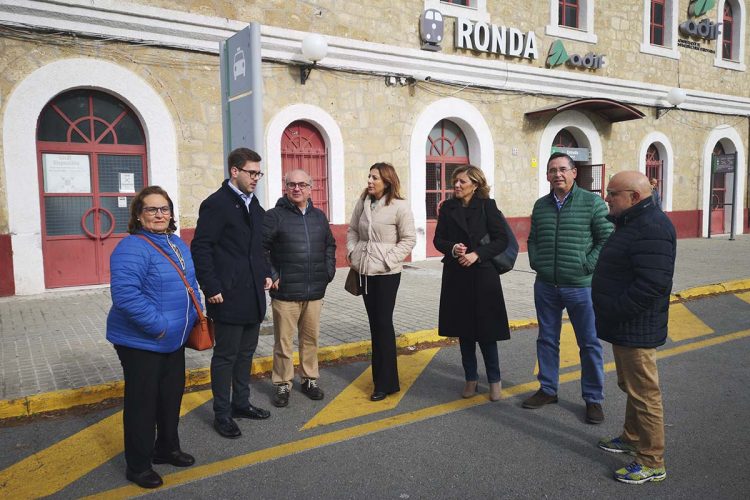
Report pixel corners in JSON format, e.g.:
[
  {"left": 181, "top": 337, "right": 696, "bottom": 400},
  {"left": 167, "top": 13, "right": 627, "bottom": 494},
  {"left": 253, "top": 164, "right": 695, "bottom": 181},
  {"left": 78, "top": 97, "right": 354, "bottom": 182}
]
[{"left": 454, "top": 18, "right": 539, "bottom": 60}]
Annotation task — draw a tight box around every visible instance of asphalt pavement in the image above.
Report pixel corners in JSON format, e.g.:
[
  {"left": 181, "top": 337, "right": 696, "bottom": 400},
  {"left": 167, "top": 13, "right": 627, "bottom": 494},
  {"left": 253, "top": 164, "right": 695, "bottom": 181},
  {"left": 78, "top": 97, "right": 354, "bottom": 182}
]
[{"left": 1, "top": 234, "right": 750, "bottom": 417}]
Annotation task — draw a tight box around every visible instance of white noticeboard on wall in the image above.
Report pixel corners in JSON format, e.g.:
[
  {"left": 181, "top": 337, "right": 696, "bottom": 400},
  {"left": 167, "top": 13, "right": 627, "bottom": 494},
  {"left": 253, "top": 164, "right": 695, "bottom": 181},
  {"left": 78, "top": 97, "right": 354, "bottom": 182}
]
[{"left": 42, "top": 154, "right": 91, "bottom": 193}]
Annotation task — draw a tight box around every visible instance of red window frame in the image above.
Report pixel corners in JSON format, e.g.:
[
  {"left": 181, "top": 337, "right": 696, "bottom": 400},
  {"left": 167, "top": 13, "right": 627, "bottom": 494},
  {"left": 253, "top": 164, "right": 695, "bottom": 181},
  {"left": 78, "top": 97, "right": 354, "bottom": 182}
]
[
  {"left": 723, "top": 3, "right": 734, "bottom": 60},
  {"left": 650, "top": 0, "right": 666, "bottom": 46},
  {"left": 425, "top": 120, "right": 469, "bottom": 220},
  {"left": 281, "top": 121, "right": 329, "bottom": 218},
  {"left": 441, "top": 0, "right": 472, "bottom": 6},
  {"left": 559, "top": 0, "right": 579, "bottom": 29},
  {"left": 646, "top": 145, "right": 663, "bottom": 198}
]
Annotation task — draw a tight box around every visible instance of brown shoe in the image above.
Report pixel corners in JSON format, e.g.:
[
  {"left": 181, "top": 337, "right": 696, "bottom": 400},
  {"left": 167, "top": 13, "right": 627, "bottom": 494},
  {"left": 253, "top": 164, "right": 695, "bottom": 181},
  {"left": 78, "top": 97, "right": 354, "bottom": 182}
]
[
  {"left": 586, "top": 402, "right": 604, "bottom": 424},
  {"left": 489, "top": 382, "right": 502, "bottom": 402},
  {"left": 462, "top": 381, "right": 478, "bottom": 398},
  {"left": 522, "top": 389, "right": 558, "bottom": 409}
]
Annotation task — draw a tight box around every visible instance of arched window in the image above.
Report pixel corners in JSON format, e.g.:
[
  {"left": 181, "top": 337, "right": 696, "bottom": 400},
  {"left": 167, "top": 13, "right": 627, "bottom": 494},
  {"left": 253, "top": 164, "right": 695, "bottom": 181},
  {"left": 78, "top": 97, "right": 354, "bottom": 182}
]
[
  {"left": 646, "top": 144, "right": 663, "bottom": 197},
  {"left": 553, "top": 129, "right": 578, "bottom": 148},
  {"left": 281, "top": 121, "right": 329, "bottom": 217},
  {"left": 723, "top": 3, "right": 734, "bottom": 60},
  {"left": 36, "top": 89, "right": 147, "bottom": 288},
  {"left": 425, "top": 120, "right": 469, "bottom": 219}
]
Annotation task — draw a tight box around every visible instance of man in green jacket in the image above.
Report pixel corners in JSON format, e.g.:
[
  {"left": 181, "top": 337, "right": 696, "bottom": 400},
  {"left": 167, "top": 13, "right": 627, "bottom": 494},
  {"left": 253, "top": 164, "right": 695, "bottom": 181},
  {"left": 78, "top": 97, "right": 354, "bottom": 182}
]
[{"left": 523, "top": 153, "right": 613, "bottom": 424}]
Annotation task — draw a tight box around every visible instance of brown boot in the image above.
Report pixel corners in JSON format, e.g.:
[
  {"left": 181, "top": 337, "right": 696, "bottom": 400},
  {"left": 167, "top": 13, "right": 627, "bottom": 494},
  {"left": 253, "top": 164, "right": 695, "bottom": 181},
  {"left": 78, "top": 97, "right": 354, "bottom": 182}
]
[
  {"left": 522, "top": 389, "right": 558, "bottom": 409},
  {"left": 462, "top": 381, "right": 478, "bottom": 398},
  {"left": 489, "top": 381, "right": 502, "bottom": 401}
]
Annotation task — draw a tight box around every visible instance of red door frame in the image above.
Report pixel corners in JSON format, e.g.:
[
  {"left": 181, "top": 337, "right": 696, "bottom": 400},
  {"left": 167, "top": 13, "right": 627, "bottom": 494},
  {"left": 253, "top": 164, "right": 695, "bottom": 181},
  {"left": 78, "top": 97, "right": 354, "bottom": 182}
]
[{"left": 281, "top": 121, "right": 329, "bottom": 218}]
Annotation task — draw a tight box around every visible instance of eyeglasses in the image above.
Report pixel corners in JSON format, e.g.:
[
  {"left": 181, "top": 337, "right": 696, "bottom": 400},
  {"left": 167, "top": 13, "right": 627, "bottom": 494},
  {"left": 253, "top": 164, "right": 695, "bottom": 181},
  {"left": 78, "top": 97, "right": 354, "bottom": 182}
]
[
  {"left": 285, "top": 182, "right": 311, "bottom": 190},
  {"left": 547, "top": 167, "right": 574, "bottom": 175},
  {"left": 605, "top": 189, "right": 635, "bottom": 197},
  {"left": 238, "top": 168, "right": 264, "bottom": 179},
  {"left": 142, "top": 206, "right": 171, "bottom": 216}
]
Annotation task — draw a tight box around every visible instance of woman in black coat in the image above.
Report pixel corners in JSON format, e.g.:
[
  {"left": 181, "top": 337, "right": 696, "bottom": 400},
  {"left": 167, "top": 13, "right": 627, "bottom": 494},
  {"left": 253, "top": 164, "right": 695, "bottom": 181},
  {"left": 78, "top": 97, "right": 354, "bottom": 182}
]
[{"left": 433, "top": 165, "right": 511, "bottom": 401}]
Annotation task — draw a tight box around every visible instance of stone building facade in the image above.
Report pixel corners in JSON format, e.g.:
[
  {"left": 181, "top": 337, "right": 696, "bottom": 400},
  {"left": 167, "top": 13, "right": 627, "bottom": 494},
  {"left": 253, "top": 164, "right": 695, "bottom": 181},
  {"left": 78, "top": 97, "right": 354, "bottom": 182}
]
[{"left": 0, "top": 0, "right": 748, "bottom": 296}]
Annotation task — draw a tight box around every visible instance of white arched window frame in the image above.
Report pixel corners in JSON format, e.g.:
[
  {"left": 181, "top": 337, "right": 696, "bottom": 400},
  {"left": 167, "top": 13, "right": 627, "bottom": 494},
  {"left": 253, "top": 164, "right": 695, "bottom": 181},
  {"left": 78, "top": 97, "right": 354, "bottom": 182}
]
[
  {"left": 409, "top": 97, "right": 494, "bottom": 261},
  {"left": 715, "top": 0, "right": 747, "bottom": 71},
  {"left": 423, "top": 0, "right": 489, "bottom": 22},
  {"left": 3, "top": 58, "right": 178, "bottom": 295},
  {"left": 546, "top": 0, "right": 597, "bottom": 44},
  {"left": 701, "top": 126, "right": 746, "bottom": 236},
  {"left": 640, "top": 0, "right": 680, "bottom": 60},
  {"left": 537, "top": 110, "right": 603, "bottom": 198},
  {"left": 638, "top": 132, "right": 675, "bottom": 211},
  {"left": 265, "top": 104, "right": 345, "bottom": 224}
]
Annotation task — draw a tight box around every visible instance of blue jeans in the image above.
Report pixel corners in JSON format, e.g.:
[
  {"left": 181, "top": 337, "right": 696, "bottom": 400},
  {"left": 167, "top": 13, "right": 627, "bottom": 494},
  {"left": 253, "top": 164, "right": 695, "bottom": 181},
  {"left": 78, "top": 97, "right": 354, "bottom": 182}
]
[
  {"left": 459, "top": 338, "right": 501, "bottom": 383},
  {"left": 533, "top": 279, "right": 604, "bottom": 403}
]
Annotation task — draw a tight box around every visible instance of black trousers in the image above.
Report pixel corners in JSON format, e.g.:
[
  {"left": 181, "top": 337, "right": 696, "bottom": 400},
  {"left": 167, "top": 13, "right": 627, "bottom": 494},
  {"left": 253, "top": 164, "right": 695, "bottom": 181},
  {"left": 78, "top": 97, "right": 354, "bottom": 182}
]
[
  {"left": 115, "top": 345, "right": 186, "bottom": 473},
  {"left": 362, "top": 273, "right": 401, "bottom": 393},
  {"left": 211, "top": 321, "right": 260, "bottom": 418}
]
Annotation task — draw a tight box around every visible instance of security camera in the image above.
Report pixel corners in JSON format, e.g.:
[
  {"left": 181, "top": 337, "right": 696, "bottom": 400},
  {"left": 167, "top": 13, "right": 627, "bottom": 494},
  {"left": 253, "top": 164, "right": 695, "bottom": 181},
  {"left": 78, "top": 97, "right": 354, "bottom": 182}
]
[{"left": 412, "top": 71, "right": 432, "bottom": 82}]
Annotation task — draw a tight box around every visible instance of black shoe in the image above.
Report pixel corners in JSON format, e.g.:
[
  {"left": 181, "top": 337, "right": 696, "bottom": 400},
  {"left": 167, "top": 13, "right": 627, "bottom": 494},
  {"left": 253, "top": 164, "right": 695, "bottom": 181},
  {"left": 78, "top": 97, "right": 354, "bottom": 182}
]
[
  {"left": 153, "top": 450, "right": 195, "bottom": 467},
  {"left": 273, "top": 383, "right": 291, "bottom": 407},
  {"left": 586, "top": 402, "right": 605, "bottom": 424},
  {"left": 126, "top": 468, "right": 163, "bottom": 489},
  {"left": 232, "top": 404, "right": 271, "bottom": 420},
  {"left": 213, "top": 417, "right": 241, "bottom": 439},
  {"left": 370, "top": 391, "right": 387, "bottom": 401},
  {"left": 301, "top": 378, "right": 325, "bottom": 400},
  {"left": 522, "top": 389, "right": 559, "bottom": 409}
]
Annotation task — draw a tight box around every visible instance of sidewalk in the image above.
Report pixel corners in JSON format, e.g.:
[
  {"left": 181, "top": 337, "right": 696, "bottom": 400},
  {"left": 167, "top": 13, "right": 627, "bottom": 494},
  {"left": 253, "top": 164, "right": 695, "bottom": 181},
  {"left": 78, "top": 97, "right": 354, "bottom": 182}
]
[{"left": 1, "top": 234, "right": 750, "bottom": 416}]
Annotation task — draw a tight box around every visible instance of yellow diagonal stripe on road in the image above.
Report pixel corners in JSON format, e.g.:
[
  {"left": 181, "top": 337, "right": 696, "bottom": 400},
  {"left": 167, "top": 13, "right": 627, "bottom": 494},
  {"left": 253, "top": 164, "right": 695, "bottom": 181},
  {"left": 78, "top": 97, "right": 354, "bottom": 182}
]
[
  {"left": 735, "top": 291, "right": 750, "bottom": 305},
  {"left": 87, "top": 329, "right": 750, "bottom": 500},
  {"left": 301, "top": 348, "right": 441, "bottom": 430},
  {"left": 0, "top": 390, "right": 212, "bottom": 498},
  {"left": 668, "top": 302, "right": 714, "bottom": 341},
  {"left": 533, "top": 323, "right": 579, "bottom": 375}
]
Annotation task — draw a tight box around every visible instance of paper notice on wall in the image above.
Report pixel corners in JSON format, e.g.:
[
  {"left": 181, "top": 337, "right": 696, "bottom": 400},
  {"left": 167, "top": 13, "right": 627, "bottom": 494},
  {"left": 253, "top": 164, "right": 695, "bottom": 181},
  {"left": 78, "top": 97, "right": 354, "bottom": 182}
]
[
  {"left": 119, "top": 173, "right": 135, "bottom": 193},
  {"left": 42, "top": 154, "right": 91, "bottom": 193},
  {"left": 118, "top": 196, "right": 128, "bottom": 208}
]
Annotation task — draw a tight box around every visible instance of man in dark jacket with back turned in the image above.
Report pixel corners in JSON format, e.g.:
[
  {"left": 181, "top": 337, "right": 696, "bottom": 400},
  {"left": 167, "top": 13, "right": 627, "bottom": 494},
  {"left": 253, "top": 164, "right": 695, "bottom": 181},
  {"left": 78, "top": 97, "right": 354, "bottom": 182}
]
[
  {"left": 263, "top": 169, "right": 336, "bottom": 408},
  {"left": 191, "top": 148, "right": 272, "bottom": 439},
  {"left": 592, "top": 171, "right": 676, "bottom": 485}
]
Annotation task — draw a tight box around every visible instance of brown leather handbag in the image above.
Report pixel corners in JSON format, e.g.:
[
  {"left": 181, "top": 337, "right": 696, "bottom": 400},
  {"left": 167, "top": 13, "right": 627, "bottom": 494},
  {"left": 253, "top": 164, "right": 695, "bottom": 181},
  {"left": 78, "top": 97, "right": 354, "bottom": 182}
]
[{"left": 136, "top": 235, "right": 215, "bottom": 350}]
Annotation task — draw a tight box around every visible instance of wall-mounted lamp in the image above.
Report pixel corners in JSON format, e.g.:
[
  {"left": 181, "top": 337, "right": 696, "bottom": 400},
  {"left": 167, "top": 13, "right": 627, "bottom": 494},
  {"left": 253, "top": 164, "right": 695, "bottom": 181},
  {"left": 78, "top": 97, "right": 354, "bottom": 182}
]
[
  {"left": 656, "top": 87, "right": 687, "bottom": 119},
  {"left": 300, "top": 33, "right": 328, "bottom": 85}
]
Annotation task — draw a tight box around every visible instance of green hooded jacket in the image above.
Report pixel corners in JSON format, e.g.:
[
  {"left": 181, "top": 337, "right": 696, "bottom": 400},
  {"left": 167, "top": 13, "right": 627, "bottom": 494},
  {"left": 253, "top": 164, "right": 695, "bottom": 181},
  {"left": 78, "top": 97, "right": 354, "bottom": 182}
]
[{"left": 527, "top": 183, "right": 613, "bottom": 287}]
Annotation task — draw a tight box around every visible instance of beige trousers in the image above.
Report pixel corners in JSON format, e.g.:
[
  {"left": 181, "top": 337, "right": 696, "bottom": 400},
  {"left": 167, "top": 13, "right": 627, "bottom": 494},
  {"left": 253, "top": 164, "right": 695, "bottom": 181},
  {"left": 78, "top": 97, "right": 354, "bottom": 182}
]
[
  {"left": 612, "top": 344, "right": 665, "bottom": 468},
  {"left": 271, "top": 299, "right": 322, "bottom": 386}
]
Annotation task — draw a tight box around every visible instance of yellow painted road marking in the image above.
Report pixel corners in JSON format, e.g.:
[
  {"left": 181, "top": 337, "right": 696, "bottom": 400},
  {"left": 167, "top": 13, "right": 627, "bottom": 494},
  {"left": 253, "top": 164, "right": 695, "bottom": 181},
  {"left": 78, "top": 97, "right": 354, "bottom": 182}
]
[
  {"left": 668, "top": 302, "right": 714, "bottom": 341},
  {"left": 533, "top": 323, "right": 580, "bottom": 375},
  {"left": 0, "top": 390, "right": 212, "bottom": 498},
  {"left": 86, "top": 328, "right": 750, "bottom": 499},
  {"left": 736, "top": 291, "right": 750, "bottom": 305},
  {"left": 302, "top": 348, "right": 440, "bottom": 430}
]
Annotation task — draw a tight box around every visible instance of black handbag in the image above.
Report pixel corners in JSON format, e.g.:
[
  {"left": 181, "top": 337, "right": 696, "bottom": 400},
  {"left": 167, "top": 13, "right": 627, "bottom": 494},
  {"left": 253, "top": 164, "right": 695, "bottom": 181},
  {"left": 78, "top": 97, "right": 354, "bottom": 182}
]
[{"left": 479, "top": 201, "right": 519, "bottom": 274}]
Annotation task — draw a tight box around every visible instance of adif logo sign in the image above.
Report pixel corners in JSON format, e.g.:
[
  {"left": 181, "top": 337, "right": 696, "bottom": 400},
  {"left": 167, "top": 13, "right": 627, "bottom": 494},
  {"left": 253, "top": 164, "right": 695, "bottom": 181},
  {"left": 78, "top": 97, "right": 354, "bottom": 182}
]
[
  {"left": 680, "top": 0, "right": 721, "bottom": 40},
  {"left": 546, "top": 40, "right": 605, "bottom": 70},
  {"left": 689, "top": 0, "right": 716, "bottom": 17},
  {"left": 454, "top": 18, "right": 538, "bottom": 60}
]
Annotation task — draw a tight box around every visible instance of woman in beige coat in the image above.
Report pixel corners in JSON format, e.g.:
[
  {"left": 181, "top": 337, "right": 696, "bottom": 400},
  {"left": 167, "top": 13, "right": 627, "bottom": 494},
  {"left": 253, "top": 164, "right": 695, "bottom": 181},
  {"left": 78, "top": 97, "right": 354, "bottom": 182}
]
[{"left": 347, "top": 162, "right": 416, "bottom": 401}]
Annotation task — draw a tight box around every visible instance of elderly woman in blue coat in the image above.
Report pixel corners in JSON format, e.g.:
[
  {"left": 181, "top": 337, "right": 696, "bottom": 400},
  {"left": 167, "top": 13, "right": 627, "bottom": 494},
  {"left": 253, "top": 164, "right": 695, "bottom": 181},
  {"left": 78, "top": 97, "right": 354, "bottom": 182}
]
[{"left": 107, "top": 186, "right": 200, "bottom": 489}]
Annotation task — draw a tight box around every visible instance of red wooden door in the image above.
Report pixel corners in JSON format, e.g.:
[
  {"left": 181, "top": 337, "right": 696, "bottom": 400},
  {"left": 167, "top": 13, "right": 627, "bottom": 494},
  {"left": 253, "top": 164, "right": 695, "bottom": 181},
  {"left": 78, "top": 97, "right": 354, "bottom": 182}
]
[
  {"left": 425, "top": 120, "right": 469, "bottom": 257},
  {"left": 711, "top": 145, "right": 727, "bottom": 235},
  {"left": 36, "top": 90, "right": 147, "bottom": 288},
  {"left": 281, "top": 121, "right": 329, "bottom": 217}
]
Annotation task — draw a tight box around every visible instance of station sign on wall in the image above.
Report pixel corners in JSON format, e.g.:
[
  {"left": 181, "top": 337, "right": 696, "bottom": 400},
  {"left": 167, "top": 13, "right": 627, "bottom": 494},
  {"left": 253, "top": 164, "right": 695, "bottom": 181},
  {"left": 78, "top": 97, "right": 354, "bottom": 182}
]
[
  {"left": 546, "top": 40, "right": 606, "bottom": 71},
  {"left": 419, "top": 9, "right": 538, "bottom": 60},
  {"left": 678, "top": 0, "right": 721, "bottom": 53}
]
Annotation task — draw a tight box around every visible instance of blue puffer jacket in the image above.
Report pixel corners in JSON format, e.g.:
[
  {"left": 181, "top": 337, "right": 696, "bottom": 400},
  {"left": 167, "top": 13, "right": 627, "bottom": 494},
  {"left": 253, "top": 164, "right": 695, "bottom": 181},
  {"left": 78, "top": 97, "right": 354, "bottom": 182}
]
[{"left": 106, "top": 231, "right": 201, "bottom": 353}]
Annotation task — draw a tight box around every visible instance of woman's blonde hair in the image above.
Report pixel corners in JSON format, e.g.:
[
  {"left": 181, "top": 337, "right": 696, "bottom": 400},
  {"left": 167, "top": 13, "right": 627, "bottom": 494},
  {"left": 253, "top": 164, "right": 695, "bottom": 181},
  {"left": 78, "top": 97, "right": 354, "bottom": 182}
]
[{"left": 451, "top": 165, "right": 490, "bottom": 199}]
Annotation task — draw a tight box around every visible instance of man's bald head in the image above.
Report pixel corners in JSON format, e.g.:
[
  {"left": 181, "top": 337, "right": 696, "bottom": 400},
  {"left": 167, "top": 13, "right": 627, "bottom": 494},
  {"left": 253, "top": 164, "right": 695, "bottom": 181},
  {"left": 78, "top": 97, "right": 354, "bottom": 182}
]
[{"left": 605, "top": 171, "right": 654, "bottom": 217}]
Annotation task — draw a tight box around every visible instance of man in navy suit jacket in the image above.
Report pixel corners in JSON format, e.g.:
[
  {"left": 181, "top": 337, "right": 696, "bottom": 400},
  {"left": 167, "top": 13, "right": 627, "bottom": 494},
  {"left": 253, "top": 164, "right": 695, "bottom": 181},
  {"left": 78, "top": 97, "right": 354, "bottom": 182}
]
[{"left": 192, "top": 148, "right": 272, "bottom": 439}]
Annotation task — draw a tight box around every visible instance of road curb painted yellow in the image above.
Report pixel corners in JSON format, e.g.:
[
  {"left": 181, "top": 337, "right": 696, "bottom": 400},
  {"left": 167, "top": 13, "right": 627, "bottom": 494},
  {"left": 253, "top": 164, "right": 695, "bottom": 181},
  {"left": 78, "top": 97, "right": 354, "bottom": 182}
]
[{"left": 2, "top": 278, "right": 750, "bottom": 420}]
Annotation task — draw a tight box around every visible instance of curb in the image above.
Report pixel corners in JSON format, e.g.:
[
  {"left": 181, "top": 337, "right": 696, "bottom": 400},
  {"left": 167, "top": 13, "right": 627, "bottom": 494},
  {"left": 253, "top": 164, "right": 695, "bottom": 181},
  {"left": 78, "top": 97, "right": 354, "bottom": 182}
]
[{"left": 2, "top": 278, "right": 750, "bottom": 420}]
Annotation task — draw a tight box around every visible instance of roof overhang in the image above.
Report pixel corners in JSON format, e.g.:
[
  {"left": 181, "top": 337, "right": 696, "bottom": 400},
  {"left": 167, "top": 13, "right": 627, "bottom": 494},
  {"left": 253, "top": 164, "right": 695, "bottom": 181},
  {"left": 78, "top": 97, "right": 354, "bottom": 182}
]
[{"left": 525, "top": 98, "right": 645, "bottom": 123}]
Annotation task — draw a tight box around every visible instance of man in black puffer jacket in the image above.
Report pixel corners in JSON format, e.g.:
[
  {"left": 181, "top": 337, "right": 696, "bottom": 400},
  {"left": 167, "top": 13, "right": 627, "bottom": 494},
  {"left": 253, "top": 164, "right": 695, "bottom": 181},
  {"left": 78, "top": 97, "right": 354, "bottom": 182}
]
[
  {"left": 592, "top": 171, "right": 676, "bottom": 485},
  {"left": 263, "top": 169, "right": 336, "bottom": 408}
]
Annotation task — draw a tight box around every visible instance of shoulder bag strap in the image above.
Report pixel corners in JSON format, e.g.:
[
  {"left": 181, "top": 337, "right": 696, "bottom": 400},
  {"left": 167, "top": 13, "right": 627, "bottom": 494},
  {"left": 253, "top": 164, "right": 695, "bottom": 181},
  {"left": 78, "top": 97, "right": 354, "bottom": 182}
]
[{"left": 135, "top": 234, "right": 205, "bottom": 321}]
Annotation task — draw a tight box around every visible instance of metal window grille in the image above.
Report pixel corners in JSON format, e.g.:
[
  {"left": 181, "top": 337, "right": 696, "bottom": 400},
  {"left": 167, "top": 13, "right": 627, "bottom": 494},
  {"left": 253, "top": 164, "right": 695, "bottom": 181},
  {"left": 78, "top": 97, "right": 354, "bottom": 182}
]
[
  {"left": 281, "top": 121, "right": 329, "bottom": 218},
  {"left": 425, "top": 120, "right": 469, "bottom": 219}
]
